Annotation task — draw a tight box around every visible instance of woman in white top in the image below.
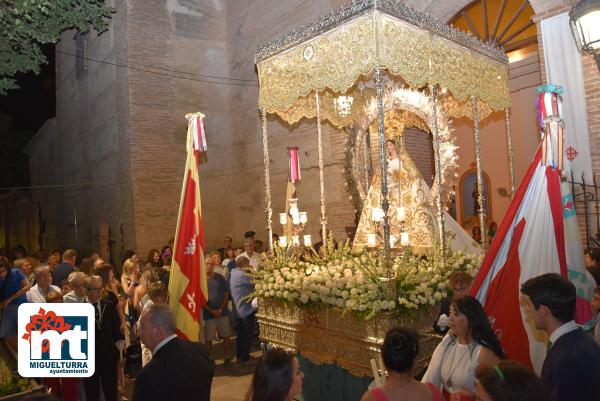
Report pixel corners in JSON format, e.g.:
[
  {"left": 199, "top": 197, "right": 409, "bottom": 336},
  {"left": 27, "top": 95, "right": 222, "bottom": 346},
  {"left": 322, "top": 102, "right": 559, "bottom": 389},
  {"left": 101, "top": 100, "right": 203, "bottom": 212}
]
[{"left": 422, "top": 295, "right": 505, "bottom": 400}]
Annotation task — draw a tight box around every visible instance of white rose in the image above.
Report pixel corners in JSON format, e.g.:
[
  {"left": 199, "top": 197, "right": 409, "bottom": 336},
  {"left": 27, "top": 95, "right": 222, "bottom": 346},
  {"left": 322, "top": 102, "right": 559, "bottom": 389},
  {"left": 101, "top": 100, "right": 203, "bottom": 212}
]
[{"left": 300, "top": 294, "right": 309, "bottom": 303}]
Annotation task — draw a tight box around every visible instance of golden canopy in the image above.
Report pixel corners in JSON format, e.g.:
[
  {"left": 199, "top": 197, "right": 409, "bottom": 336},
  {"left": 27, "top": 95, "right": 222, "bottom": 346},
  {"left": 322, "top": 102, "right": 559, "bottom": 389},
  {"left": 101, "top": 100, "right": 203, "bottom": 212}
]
[{"left": 255, "top": 0, "right": 510, "bottom": 127}]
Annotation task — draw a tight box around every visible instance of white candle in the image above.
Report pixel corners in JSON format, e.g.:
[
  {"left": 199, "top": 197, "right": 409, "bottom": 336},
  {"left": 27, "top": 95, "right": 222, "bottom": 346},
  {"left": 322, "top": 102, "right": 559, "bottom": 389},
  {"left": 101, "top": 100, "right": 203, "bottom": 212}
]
[
  {"left": 389, "top": 235, "right": 396, "bottom": 248},
  {"left": 292, "top": 235, "right": 300, "bottom": 246},
  {"left": 367, "top": 233, "right": 377, "bottom": 247},
  {"left": 279, "top": 213, "right": 288, "bottom": 225},
  {"left": 372, "top": 208, "right": 383, "bottom": 222},
  {"left": 292, "top": 215, "right": 300, "bottom": 225},
  {"left": 289, "top": 206, "right": 299, "bottom": 219},
  {"left": 400, "top": 232, "right": 409, "bottom": 246},
  {"left": 279, "top": 236, "right": 288, "bottom": 247},
  {"left": 303, "top": 234, "right": 312, "bottom": 247},
  {"left": 299, "top": 212, "right": 308, "bottom": 224},
  {"left": 397, "top": 206, "right": 406, "bottom": 221}
]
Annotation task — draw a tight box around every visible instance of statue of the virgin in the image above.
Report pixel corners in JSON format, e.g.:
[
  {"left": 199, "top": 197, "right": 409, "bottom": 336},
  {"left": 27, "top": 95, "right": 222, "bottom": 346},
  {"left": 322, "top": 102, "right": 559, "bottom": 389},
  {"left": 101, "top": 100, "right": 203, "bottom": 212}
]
[{"left": 352, "top": 126, "right": 480, "bottom": 255}]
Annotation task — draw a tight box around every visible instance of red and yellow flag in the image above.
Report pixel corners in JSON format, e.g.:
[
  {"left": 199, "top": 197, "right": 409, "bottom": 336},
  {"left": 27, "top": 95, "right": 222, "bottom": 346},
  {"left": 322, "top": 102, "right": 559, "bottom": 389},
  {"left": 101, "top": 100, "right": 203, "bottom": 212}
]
[{"left": 168, "top": 112, "right": 208, "bottom": 341}]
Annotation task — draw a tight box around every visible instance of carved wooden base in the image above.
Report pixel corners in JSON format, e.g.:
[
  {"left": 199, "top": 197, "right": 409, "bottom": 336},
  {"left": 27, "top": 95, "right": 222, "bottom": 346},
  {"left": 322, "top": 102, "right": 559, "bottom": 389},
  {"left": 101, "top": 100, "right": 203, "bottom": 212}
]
[{"left": 257, "top": 299, "right": 442, "bottom": 377}]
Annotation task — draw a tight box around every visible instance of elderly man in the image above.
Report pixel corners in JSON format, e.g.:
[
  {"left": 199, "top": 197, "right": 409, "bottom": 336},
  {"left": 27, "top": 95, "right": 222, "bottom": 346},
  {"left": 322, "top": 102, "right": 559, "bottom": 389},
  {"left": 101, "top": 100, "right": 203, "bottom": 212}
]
[
  {"left": 26, "top": 265, "right": 61, "bottom": 303},
  {"left": 84, "top": 275, "right": 122, "bottom": 401},
  {"left": 236, "top": 238, "right": 261, "bottom": 270},
  {"left": 133, "top": 304, "right": 214, "bottom": 401},
  {"left": 63, "top": 271, "right": 87, "bottom": 303},
  {"left": 230, "top": 256, "right": 256, "bottom": 363},
  {"left": 203, "top": 253, "right": 232, "bottom": 363},
  {"left": 14, "top": 258, "right": 33, "bottom": 284}
]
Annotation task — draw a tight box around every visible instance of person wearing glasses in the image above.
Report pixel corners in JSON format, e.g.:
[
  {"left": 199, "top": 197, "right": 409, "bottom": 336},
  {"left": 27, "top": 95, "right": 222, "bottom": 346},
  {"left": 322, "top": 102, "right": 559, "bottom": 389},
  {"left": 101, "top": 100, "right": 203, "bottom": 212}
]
[{"left": 83, "top": 276, "right": 123, "bottom": 401}]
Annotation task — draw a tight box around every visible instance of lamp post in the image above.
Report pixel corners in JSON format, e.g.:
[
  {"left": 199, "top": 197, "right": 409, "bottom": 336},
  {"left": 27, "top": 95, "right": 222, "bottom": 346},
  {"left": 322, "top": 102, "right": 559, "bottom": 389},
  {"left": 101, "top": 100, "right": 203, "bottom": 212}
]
[{"left": 570, "top": 0, "right": 600, "bottom": 70}]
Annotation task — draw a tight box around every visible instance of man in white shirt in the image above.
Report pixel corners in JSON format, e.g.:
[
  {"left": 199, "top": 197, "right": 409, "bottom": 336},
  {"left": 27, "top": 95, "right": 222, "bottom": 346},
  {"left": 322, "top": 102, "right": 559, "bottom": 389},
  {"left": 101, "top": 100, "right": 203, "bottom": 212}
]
[
  {"left": 236, "top": 238, "right": 261, "bottom": 270},
  {"left": 26, "top": 265, "right": 60, "bottom": 303},
  {"left": 521, "top": 273, "right": 600, "bottom": 401}
]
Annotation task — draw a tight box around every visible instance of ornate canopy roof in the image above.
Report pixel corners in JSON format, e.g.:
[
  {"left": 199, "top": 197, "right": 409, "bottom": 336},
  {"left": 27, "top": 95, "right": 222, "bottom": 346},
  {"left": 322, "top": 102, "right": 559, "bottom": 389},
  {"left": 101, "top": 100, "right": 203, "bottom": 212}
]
[{"left": 255, "top": 0, "right": 511, "bottom": 126}]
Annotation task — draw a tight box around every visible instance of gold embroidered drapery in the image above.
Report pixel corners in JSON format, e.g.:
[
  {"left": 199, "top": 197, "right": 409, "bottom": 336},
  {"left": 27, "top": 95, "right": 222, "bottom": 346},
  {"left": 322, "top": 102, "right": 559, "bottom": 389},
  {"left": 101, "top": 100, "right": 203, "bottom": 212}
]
[{"left": 256, "top": 5, "right": 510, "bottom": 125}]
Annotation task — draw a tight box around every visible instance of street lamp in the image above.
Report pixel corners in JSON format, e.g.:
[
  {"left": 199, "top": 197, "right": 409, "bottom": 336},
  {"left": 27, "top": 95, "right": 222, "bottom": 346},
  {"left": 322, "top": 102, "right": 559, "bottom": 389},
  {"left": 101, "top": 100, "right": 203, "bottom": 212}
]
[{"left": 570, "top": 0, "right": 600, "bottom": 70}]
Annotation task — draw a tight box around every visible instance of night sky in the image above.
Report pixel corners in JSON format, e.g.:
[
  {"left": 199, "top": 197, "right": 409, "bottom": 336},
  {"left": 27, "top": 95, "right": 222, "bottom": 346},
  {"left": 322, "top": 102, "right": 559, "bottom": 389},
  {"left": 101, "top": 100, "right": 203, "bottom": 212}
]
[{"left": 0, "top": 45, "right": 55, "bottom": 191}]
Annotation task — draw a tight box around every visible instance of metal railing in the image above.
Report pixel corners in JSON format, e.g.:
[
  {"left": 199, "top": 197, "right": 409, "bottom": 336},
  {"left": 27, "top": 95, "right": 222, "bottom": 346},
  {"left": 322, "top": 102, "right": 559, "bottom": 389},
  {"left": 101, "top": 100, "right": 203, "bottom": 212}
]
[{"left": 569, "top": 171, "right": 600, "bottom": 250}]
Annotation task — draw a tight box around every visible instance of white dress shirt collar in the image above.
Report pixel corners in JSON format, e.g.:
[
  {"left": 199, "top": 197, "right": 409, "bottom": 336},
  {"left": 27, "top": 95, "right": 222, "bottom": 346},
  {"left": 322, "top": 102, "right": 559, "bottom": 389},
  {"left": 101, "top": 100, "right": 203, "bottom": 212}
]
[
  {"left": 549, "top": 320, "right": 578, "bottom": 344},
  {"left": 154, "top": 334, "right": 178, "bottom": 354}
]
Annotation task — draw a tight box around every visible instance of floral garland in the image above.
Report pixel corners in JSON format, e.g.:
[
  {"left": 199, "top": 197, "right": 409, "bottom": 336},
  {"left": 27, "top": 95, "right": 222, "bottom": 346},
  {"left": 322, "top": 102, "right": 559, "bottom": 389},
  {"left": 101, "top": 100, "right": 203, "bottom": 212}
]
[{"left": 252, "top": 241, "right": 482, "bottom": 319}]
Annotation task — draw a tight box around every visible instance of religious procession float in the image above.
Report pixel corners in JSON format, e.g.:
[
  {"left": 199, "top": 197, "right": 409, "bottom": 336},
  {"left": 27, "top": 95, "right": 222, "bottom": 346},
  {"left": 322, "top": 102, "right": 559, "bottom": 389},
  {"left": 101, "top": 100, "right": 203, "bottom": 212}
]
[{"left": 251, "top": 1, "right": 517, "bottom": 399}]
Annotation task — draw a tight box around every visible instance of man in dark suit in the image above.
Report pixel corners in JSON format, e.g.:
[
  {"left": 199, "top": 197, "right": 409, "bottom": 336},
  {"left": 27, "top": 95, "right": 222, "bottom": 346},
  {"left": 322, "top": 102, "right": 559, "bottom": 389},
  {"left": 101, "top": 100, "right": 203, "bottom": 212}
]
[
  {"left": 133, "top": 304, "right": 214, "bottom": 401},
  {"left": 521, "top": 273, "right": 600, "bottom": 401},
  {"left": 83, "top": 275, "right": 123, "bottom": 401}
]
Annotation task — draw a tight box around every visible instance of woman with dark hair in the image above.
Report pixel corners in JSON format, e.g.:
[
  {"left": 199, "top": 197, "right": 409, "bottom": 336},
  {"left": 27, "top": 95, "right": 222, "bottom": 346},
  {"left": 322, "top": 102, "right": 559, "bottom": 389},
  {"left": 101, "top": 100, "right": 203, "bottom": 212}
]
[
  {"left": 474, "top": 360, "right": 548, "bottom": 401},
  {"left": 80, "top": 257, "right": 95, "bottom": 276},
  {"left": 145, "top": 248, "right": 161, "bottom": 269},
  {"left": 422, "top": 296, "right": 505, "bottom": 400},
  {"left": 361, "top": 327, "right": 442, "bottom": 401},
  {"left": 246, "top": 348, "right": 304, "bottom": 401}
]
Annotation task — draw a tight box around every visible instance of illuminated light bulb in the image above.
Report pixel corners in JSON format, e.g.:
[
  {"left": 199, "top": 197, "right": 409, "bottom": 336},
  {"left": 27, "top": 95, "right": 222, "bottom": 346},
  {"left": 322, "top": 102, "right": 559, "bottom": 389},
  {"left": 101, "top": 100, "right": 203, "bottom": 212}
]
[
  {"left": 279, "top": 236, "right": 288, "bottom": 247},
  {"left": 292, "top": 235, "right": 300, "bottom": 246},
  {"left": 279, "top": 213, "right": 288, "bottom": 225},
  {"left": 397, "top": 206, "right": 406, "bottom": 221},
  {"left": 400, "top": 232, "right": 409, "bottom": 247},
  {"left": 372, "top": 208, "right": 383, "bottom": 222},
  {"left": 389, "top": 235, "right": 396, "bottom": 248}
]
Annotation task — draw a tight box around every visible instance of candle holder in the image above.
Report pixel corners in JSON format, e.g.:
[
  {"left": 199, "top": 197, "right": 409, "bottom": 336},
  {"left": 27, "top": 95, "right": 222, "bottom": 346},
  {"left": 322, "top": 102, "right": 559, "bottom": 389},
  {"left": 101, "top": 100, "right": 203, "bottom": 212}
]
[
  {"left": 368, "top": 205, "right": 409, "bottom": 251},
  {"left": 280, "top": 198, "right": 310, "bottom": 248}
]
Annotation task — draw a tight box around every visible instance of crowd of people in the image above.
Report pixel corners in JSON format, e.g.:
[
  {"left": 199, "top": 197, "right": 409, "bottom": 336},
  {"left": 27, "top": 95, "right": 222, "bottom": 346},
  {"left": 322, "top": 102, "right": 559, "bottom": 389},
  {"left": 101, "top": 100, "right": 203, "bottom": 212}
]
[
  {"left": 2, "top": 234, "right": 600, "bottom": 401},
  {"left": 0, "top": 230, "right": 267, "bottom": 401}
]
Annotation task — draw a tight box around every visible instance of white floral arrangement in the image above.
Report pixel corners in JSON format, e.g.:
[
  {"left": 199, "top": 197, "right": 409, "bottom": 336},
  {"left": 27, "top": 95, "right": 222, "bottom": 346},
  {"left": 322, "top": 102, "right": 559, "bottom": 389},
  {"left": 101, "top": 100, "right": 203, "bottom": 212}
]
[{"left": 252, "top": 241, "right": 482, "bottom": 319}]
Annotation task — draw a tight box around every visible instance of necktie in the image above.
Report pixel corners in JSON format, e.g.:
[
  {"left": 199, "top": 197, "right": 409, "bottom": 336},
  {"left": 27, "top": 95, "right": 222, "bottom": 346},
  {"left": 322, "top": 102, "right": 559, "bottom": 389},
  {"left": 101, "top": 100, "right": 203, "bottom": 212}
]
[{"left": 94, "top": 303, "right": 101, "bottom": 328}]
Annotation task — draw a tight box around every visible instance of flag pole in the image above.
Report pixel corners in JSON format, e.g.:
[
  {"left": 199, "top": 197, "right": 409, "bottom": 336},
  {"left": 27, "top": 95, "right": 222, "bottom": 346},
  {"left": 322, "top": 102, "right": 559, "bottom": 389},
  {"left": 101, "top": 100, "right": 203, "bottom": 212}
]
[{"left": 168, "top": 112, "right": 208, "bottom": 342}]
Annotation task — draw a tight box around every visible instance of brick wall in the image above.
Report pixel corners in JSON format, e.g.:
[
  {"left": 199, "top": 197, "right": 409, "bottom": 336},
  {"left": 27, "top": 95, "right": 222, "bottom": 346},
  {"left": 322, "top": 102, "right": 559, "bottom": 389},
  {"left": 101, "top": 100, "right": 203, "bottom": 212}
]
[
  {"left": 52, "top": 0, "right": 133, "bottom": 263},
  {"left": 534, "top": 1, "right": 600, "bottom": 245}
]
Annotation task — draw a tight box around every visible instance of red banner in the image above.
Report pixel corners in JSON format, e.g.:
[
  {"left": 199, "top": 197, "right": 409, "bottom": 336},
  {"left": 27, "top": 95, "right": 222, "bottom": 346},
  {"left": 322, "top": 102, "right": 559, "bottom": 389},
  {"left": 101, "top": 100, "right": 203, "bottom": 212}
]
[{"left": 168, "top": 113, "right": 208, "bottom": 341}]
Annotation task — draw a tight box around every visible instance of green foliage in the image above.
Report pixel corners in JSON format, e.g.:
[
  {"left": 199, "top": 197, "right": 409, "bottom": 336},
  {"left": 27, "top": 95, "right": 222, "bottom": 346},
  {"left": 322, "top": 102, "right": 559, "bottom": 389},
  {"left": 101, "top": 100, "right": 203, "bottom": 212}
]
[
  {"left": 0, "top": 358, "right": 31, "bottom": 396},
  {"left": 0, "top": 0, "right": 114, "bottom": 94}
]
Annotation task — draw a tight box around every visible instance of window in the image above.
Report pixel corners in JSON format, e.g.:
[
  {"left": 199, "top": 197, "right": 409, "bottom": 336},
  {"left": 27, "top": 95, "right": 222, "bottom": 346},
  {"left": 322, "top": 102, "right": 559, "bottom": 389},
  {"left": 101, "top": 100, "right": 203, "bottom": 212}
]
[{"left": 75, "top": 31, "right": 87, "bottom": 79}]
